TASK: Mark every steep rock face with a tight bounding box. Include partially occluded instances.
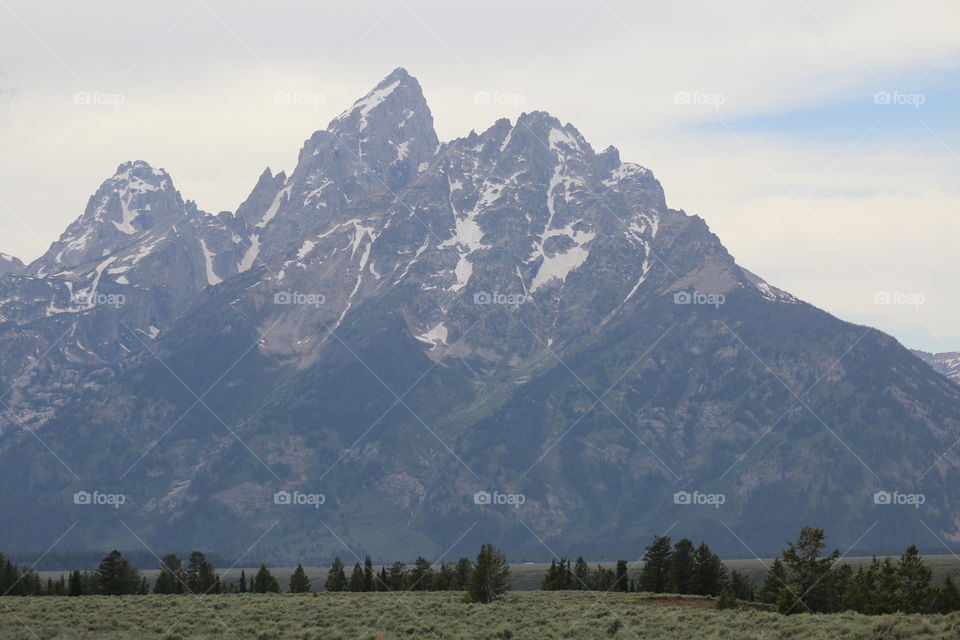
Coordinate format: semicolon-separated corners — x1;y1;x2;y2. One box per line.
0;253;23;277
0;69;958;563
0;162;254;426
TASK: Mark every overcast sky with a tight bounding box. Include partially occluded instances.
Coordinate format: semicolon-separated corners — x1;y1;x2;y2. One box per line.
0;0;957;352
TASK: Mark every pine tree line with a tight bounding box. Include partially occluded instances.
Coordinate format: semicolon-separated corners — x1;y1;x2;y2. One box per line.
0;543;513;603
759;526;960;615
322;555;476;592
539;526;960;616
540;537;752;601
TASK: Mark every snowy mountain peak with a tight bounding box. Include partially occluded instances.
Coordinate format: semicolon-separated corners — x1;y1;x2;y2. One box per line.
327;68;439;189
28;160;184;274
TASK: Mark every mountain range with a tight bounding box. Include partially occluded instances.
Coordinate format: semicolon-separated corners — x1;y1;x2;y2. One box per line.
913;351;960;384
1;68;959;564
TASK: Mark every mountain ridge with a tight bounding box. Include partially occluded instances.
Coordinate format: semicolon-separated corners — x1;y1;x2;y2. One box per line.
1;68;959;563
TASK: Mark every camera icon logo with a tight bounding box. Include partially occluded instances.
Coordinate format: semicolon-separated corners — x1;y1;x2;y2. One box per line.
873;291;892;305
274;291;292;305
273;91;292;105
673;491;692;505
73;491;92;505
873;91;892;105
473;490;492;505
673;91;692;105
473;291;492;305
873;490;892;505
474;91;492;105
273;491;292;505
673;291;692;305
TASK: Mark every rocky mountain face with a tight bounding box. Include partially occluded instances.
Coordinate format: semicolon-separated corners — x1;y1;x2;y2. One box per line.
0;253;22;277
2;69;959;564
913;350;960;383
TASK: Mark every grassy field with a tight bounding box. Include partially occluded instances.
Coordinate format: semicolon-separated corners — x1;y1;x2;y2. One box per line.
3;591;960;640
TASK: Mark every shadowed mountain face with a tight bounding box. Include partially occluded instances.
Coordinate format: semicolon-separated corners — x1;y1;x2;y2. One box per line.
1;68;959;564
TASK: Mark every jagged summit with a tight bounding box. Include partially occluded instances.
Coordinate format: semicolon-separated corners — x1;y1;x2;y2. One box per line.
27;160;182;275
0;252;23;277
326;68;439;189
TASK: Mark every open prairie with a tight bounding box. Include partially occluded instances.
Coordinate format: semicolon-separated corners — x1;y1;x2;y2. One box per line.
4;591;960;640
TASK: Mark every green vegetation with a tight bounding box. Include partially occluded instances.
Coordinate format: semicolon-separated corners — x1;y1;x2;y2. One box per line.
3;591;960;640
6;528;960;638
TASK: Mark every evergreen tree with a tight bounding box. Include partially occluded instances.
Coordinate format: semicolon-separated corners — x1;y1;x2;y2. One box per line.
541;559;559;590
779;526;839;613
363;555;374;592
95;550;142;595
868;557;901;614
590;565;615;590
377;567;389;591
185;551;219;594
67;569;83;596
410;557;433;591
759;558;787;604
454;558;473;590
435;563;455;591
729;570;755;601
289;564;311;593
466;543;511;604
349;563;364;592
934;575;960;614
251;564;280;593
615;560;628;592
639;536;672;593
0;553;21;595
668;539;695;594
573;556;590;590
691;542;725;596
827;562;853;612
896;544;932;613
154;554;185;594
324;557;347;592
387;562;407;590
239;569;247;593
841;566;868;612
